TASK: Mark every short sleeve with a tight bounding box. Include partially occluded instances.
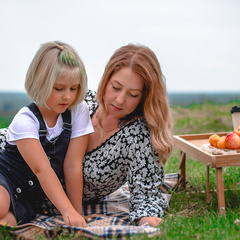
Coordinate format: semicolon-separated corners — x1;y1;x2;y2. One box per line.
71;101;94;139
7;107;40;144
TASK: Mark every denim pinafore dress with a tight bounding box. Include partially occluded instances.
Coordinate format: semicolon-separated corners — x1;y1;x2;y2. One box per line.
0;102;72;224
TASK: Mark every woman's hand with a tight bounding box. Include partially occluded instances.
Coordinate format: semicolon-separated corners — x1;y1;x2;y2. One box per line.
138;216;163;227
62;210;87;228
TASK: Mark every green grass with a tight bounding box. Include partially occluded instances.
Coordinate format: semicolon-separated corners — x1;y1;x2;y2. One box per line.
162;100;240;240
171;100;239;135
0;116;12;128
1;101;240;239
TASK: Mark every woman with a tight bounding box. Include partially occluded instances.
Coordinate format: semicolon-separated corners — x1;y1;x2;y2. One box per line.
82;43;173;227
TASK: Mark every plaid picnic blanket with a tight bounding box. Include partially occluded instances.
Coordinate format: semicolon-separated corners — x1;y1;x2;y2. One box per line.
0;128;179;239
0;174;179;239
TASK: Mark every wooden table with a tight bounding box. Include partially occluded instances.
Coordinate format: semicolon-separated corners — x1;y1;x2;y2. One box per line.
173;132;240;214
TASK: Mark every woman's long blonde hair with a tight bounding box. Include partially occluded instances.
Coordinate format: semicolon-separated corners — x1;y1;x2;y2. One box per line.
97;44;173;165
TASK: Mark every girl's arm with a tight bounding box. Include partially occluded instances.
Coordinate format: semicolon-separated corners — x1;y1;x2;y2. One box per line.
16;138;87;227
63;134;89;215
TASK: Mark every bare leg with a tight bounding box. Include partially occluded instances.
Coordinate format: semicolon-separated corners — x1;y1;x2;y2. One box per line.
0;211;16;226
0;186;17;226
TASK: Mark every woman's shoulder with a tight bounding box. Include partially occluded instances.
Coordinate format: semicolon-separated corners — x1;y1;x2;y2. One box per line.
84;90;98;116
84;90;97;105
123;117;150;138
129;117;148;130
121;117;157;158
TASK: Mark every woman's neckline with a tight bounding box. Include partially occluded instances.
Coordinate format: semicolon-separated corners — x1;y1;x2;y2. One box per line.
85;117;141;156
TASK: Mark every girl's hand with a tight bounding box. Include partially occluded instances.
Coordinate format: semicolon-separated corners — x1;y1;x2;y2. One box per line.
16;138;87;228
138;216;163;227
63;211;87;228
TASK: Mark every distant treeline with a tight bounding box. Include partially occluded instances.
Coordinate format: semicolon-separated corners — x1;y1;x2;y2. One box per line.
1;91;240;115
169;92;240;106
0;92;31;114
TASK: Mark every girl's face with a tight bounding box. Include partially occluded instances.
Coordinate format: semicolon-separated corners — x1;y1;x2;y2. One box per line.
103;67;144;119
46;72;79;114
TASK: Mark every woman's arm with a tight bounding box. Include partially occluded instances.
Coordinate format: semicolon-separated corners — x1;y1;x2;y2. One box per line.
16;138;87;227
126;123;167;227
63;134;89;215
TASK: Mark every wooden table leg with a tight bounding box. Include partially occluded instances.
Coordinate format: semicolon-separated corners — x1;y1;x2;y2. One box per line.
216;167;226;214
178;151;186;188
206;165;210;204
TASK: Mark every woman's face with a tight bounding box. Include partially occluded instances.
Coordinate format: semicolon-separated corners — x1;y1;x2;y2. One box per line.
103;67;144;119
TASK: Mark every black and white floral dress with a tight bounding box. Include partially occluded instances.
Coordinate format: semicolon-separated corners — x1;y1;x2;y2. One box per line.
83;91;167;223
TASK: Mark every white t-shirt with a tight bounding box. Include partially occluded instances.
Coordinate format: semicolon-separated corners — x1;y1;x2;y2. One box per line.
7;101;94;145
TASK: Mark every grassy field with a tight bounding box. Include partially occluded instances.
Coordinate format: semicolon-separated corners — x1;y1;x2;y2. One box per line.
1;100;240;239
161;100;240;240
0;115;14;129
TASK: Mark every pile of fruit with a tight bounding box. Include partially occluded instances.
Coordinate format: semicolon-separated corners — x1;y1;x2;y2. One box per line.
209;125;240;149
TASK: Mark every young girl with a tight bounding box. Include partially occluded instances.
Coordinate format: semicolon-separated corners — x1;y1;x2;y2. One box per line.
0;41;94;227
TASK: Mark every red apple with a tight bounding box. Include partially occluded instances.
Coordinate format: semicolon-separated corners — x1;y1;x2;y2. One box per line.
233;125;240;137
225;132;240;149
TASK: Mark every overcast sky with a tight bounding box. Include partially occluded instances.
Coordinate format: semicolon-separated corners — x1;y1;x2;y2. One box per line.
1;0;239;93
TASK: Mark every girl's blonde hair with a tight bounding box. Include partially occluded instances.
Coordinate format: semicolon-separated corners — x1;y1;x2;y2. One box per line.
25;41;87;109
97;44;173;165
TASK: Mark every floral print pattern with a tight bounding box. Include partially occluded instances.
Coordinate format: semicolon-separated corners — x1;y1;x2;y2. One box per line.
83;91;167;222
0;128;8;150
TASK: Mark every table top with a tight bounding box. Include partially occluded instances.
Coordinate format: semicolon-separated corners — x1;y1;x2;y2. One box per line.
173;132;240;168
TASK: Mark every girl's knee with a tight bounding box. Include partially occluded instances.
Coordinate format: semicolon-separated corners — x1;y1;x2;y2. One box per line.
0;211;17;226
0;186;11;218
0;186;16;226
